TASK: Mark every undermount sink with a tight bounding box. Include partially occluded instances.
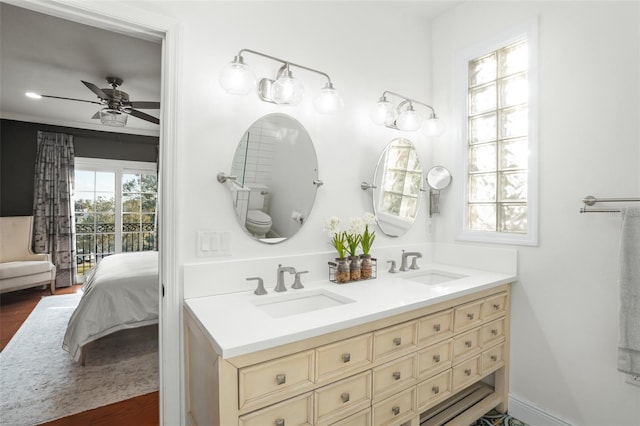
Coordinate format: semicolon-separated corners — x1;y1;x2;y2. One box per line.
401;270;467;285
252;289;355;318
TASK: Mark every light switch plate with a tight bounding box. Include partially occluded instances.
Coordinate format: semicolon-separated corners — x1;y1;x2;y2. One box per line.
197;230;231;257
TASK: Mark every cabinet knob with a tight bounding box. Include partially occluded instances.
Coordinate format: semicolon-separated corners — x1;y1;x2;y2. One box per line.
392;406;400;416
275;419;285;426
433;354;441;363
432;385;440;394
493;303;500;310
275;374;286;385
433;324;441;332
393;371;401;380
491;329;498;336
467;313;475;320
393;337;402;346
464;368;472;376
465;340;472;348
342;353;351;363
491;355;498;362
341;392;350;403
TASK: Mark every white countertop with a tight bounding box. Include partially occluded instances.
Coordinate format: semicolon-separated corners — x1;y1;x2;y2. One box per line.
184;263;515;359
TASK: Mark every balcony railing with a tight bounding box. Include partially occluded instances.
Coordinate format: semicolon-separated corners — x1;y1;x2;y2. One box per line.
75;222;156;275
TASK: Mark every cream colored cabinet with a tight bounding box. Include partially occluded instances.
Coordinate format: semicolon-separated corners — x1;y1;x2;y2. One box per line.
185;284;511;426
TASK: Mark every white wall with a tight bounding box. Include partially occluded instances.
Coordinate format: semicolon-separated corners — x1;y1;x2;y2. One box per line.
432;2;640;425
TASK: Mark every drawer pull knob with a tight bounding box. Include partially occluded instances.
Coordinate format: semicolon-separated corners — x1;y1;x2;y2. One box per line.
341;392;350;403
275;374;286;385
464;368;472;376
491;355;498;362
393;371;401;380
465;340;472;348
493;303;500;310
392;406;400;416
342;353;351;363
393;337;402;346
433;354;441;363
275;419;285;426
433;324;441;332
491;329;498;336
467;313;475;320
432;385;440;394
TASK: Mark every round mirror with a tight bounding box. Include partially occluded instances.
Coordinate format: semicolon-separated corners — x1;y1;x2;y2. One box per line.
228;113;319;243
426;166;452;190
370;138;423;237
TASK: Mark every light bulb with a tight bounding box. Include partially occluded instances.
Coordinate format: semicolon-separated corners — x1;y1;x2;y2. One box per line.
219;56;256;95
369;97;396;125
313;83;343;114
424;116;445;137
272;69;304;105
25;92;42;99
395;105;422;131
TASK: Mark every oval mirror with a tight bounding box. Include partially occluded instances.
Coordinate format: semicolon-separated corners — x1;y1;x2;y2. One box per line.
426;166;452;190
370;138;423;237
228;113;319;243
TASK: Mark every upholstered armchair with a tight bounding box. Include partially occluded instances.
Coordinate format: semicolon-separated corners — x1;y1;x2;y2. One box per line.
0;216;56;294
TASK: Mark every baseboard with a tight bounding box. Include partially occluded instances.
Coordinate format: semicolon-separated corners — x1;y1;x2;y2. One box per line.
508;394;574;426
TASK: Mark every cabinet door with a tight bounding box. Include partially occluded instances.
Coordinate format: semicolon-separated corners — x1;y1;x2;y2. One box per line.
453;300;483;332
315;371;372;425
480;318;505;348
239;350;315;411
372;354;418;401
452;327;481;363
416;369;452;412
451;355;481;392
417;339;452;379
372;320;418;362
481;292;508;322
481;343;505;375
316;333;373;384
417;309;454;347
239;392;313;426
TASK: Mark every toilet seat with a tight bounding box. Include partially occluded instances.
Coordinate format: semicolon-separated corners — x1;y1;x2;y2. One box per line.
246;210;272;225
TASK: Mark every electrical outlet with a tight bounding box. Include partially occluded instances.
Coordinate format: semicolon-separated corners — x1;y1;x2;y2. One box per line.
625;374;640;387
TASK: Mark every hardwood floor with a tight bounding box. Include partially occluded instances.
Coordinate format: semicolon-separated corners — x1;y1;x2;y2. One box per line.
0;286;159;425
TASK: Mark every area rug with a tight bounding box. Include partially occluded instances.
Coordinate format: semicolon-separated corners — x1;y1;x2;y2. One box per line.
0;293;158;425
470;409;529;426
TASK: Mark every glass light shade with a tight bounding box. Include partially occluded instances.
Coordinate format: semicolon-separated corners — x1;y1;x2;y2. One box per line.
395;106;422;131
369;98;396;125
219;57;256;95
99;109;128;127
313;84;343;114
424;117;445;136
272;74;305;105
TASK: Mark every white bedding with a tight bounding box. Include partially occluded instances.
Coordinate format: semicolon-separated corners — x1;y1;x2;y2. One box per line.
62;251;159;361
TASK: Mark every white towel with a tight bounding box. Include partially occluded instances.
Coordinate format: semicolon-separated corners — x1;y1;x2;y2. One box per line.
618;207;640;376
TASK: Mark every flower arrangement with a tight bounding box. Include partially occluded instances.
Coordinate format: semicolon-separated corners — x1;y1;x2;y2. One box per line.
360;212;377;256
323;216;347;259
325;213;378;282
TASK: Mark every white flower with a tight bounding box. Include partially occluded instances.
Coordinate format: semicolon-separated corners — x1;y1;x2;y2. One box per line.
323;216;341;236
363;212;377;225
348;216;366;236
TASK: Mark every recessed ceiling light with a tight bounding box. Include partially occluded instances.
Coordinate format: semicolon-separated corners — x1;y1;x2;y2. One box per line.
25;92;42;99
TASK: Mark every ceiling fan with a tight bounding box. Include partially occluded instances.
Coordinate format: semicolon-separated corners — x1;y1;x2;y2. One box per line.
28;77;160;127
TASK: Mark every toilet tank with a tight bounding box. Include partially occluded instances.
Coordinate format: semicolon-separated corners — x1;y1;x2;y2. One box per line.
245;183;269;210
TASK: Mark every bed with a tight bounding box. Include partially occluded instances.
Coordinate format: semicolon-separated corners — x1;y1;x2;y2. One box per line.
62;251;159;364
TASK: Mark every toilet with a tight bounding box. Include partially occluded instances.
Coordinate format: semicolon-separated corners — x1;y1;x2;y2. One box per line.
244;184;272;238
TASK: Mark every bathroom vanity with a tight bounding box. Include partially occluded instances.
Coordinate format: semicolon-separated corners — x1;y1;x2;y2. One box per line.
184;263;513;426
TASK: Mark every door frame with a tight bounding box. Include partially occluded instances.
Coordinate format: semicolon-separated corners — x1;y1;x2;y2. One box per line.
5;1;183;424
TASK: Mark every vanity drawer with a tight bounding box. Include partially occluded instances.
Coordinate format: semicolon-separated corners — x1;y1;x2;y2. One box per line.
452;327;481;363
372;320;418;362
453;300;483;332
481;343;505;375
451;355;481;392
371;387;416;426
329;408;371;426
314;371;372;425
416;369;452;412
417;309;454;346
239;391;313;426
417;339;452;379
482;292;508;322
480;318;506;348
239;350;315;410
372;354;417;400
316;333;373;384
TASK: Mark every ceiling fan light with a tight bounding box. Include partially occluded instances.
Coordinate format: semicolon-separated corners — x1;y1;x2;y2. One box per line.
99;109;128;127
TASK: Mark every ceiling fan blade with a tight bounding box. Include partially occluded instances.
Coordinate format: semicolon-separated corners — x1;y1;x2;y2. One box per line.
81;80;109;99
40;94;103;105
126;101;160;109
127;108;160;125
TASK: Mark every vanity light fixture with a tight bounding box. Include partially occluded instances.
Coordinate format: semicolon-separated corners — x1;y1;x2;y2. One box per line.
370;91;445;136
219;49;343;114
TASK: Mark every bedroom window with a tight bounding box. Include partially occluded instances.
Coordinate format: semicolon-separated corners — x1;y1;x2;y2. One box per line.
74;158;157;277
456;20;538;246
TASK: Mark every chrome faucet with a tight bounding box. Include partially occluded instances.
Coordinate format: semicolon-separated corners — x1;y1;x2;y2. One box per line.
275;264;296;292
400;250;422;272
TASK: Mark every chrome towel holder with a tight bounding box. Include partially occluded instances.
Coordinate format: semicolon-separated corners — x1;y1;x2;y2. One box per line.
580;195;640;213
